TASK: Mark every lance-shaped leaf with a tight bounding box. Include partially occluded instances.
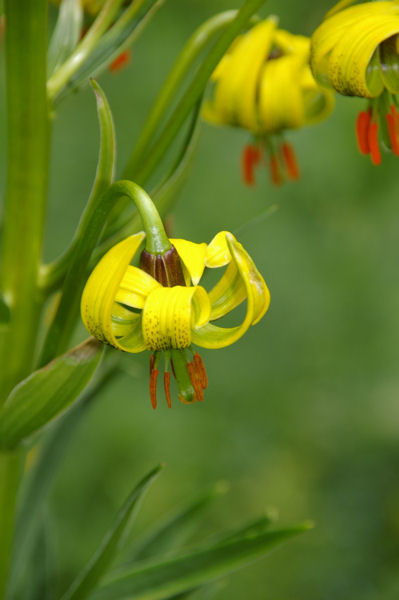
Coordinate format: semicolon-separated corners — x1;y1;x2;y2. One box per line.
61;465;163;600
0;338;103;450
38;79;116;365
89;521;312;600
48;0;83;76
6;357;119;599
0;294;10;324
127;481;228;563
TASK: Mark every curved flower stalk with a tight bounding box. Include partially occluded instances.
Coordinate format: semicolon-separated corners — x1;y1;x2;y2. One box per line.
311;0;399;165
202;18;334;186
81;187;270;409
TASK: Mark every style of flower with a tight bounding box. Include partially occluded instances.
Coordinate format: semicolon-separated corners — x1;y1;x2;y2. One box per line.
202;18;334;186
310;0;399;165
81;231;270;409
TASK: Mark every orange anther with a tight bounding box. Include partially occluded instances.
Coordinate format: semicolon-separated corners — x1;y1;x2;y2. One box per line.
241;144;261;186
187;362;203;402
150;369;159;410
193;353;208;389
269;155;282;185
386;108;399;155
281;142;300;180
368;122;381;165
109;50;131;73
164;372;172;409
356;110;371;155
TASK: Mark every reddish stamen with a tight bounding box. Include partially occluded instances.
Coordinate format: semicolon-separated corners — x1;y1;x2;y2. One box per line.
164;372;172;409
368;122;381;165
269;154;282;185
356;110;371;155
281;142;300;180
187;362;203;402
149;369;159;410
150;354;155;373
193;353;208;389
109;50;131;73
241;144;261;186
386;106;399;155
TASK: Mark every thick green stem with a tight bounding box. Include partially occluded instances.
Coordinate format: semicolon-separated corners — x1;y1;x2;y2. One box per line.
0;0;49;402
39;181;170;366
0;450;24;599
126;0;266;184
123;10;239;178
0;2;49;593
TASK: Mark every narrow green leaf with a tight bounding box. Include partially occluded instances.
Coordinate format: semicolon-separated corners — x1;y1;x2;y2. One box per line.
48;0;83;76
89;522;313;600
6;356;119;599
127;481;228;563
0;338;103;450
0;295;10;323
61;465;163;600
56;0;163;103
38;79;116;365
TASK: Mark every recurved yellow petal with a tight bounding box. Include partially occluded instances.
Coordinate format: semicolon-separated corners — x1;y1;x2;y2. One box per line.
81;232;145;350
116;265;160;309
170;238;207;285
311;1;399;98
142;285;211;351
205;231;232;268
192;233;270;348
210;17;278;130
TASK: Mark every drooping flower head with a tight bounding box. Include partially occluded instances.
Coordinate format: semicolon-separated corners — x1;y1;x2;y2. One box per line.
202;18;335;186
311;0;399;165
81;184;270;409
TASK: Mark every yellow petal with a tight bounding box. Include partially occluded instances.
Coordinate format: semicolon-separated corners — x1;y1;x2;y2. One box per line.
192;234;270;349
205;231;232;268
208;261;246;321
142;285;211;351
170;238;207;285
311;2;399;98
116;265;160;309
207;17;278;131
81;233;146;351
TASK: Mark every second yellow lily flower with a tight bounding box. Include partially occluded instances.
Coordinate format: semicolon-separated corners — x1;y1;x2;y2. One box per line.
203;18;334;186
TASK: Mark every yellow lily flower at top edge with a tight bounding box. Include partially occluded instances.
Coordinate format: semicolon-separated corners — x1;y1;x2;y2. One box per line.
310;0;399;165
81;230;270;410
202;18;335;187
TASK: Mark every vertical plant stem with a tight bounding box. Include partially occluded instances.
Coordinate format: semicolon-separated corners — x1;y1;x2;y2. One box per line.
0;0;49;402
0;3;49;593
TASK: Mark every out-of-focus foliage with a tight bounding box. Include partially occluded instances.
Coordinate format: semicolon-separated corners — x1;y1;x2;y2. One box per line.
4;0;398;599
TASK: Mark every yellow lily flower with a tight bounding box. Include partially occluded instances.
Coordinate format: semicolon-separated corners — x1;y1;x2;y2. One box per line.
81;231;270;409
310;0;399;165
202;18;334;186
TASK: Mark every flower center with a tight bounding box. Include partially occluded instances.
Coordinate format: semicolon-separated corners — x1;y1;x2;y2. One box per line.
142;285;210;351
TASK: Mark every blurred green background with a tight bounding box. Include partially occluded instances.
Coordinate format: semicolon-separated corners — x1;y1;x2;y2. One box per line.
6;0;399;598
